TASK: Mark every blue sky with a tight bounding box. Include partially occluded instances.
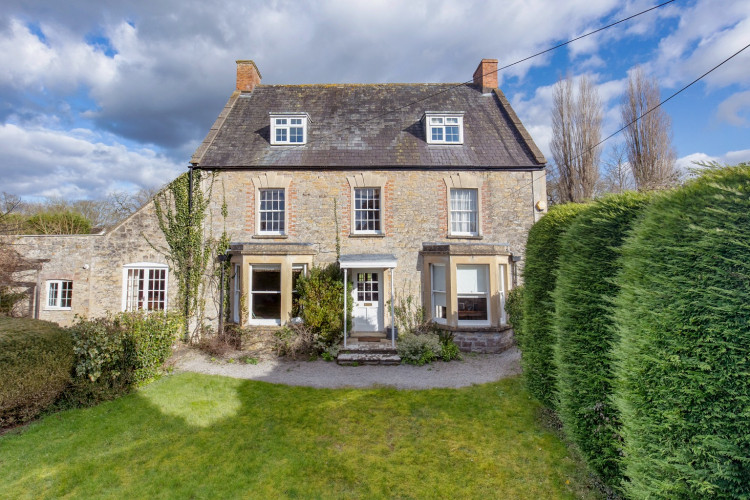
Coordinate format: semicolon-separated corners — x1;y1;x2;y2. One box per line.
0;0;748;200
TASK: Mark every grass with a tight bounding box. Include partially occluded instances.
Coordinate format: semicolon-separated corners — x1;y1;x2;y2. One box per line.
0;373;596;499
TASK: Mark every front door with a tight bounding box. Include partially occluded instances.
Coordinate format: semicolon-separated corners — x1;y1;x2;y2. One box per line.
352;270;382;332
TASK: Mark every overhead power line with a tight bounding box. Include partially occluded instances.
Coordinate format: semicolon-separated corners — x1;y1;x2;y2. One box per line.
217;0;677;166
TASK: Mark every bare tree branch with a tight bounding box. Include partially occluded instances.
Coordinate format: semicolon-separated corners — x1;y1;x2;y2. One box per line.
550;75;602;203
621;67;679;191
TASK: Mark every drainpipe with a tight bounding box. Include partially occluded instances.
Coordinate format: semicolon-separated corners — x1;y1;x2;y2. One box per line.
218;253;230;335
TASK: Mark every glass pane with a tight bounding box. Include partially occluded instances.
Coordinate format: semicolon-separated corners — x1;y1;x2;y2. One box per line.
48;282;58;307
431;264;446;293
290;118;302;124
276;118;287;125
252;293;281;319
456;265;488;294
457;296;487;321
61;281;73;308
446;126;459;142
431;127;443;141
290;127;303;143
430;117;443;124
446;117;459;124
276;128;287;142
252;266;281;292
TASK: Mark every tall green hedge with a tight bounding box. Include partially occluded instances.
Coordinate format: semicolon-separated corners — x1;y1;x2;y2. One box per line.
613;164;750;498
553;192;653;488
521;203;587;408
0;317;74;427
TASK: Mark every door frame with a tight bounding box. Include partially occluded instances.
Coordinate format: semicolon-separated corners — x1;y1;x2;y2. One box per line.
351;268;384;333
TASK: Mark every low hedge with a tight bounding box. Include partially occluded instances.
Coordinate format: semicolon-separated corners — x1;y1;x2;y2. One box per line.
613;164;750;498
553;192;653;489
0;317;74;427
521;203;588;408
66;311;181;405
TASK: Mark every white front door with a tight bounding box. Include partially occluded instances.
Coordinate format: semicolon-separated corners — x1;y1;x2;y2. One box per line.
352;270;382;332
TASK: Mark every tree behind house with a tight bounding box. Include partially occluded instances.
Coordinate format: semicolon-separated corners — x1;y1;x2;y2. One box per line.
620;67;678;191
549;75;602;203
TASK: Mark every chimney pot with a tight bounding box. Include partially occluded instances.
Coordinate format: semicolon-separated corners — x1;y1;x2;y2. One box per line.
236;60;262;92
473;58;498;92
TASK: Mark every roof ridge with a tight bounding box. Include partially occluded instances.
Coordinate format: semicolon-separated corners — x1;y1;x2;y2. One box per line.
256;82;469;88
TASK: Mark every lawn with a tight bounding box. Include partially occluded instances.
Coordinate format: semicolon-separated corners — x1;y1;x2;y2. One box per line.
0;373;595;499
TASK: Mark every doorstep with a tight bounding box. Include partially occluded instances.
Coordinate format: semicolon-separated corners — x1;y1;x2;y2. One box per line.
336;339;400;365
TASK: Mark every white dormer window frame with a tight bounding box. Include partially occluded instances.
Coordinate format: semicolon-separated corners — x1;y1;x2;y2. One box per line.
424;112;464;145
270;113;309;145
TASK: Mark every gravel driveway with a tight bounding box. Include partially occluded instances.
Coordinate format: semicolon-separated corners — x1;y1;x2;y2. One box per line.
173;346;521;390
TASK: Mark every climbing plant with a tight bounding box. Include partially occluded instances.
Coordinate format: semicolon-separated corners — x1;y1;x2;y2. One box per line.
152;170;214;340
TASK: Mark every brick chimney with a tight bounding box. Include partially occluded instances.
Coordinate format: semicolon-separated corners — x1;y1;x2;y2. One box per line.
473;58;498;92
236;60;262;92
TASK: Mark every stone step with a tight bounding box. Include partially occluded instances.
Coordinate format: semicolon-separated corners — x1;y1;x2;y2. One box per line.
336;352;401;366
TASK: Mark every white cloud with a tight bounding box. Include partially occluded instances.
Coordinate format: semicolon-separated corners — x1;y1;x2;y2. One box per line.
0;123;183;199
716;90;750;126
0;18;116;91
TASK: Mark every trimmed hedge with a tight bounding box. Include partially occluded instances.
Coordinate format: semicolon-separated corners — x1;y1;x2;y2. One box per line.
66;311;181;405
553;192;653;488
0;317;74;427
521;203;587;408
613;164;750;498
505;285;525;343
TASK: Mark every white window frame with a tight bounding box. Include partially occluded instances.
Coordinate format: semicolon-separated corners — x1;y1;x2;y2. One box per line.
258;188;286;235
450;188;479;236
122;263;168;312
269;113;309;145
456;264;491;327
353;187;382;234
249;264;282;326
425;112;464;145
46;279;73;310
499;264;507;325
430;264;447;324
232;264;241;324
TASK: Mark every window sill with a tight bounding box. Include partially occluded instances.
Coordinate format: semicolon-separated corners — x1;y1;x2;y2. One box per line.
253;234;289;239
349;233;385;238
446;234;483;240
45;308;72;311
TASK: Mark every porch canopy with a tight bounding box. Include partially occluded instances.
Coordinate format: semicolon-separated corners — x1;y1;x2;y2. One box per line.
338;254;398;348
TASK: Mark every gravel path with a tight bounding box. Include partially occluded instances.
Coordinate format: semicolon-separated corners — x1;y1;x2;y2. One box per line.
173;346;521;390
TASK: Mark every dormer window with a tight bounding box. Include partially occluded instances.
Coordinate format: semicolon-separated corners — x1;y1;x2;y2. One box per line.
424;112;464;144
270;113;309;145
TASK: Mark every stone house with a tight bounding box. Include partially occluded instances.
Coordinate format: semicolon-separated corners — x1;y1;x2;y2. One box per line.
10;58;547;353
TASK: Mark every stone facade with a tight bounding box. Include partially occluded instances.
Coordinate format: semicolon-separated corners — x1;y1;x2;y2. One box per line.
9;58;548;353
9;202;177;326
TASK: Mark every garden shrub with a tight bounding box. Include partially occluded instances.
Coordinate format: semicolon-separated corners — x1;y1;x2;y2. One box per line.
0;317;74;427
397;333;442;365
521;203;588;408
505;285;525;344
296;263;352;348
612;164;750;498
553;192;653;489
66;311;180;405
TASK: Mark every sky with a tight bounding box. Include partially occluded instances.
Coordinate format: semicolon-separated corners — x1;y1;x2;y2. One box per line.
0;0;748;200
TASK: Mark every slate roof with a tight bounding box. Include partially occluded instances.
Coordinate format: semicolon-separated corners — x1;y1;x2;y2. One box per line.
192;83;545;169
